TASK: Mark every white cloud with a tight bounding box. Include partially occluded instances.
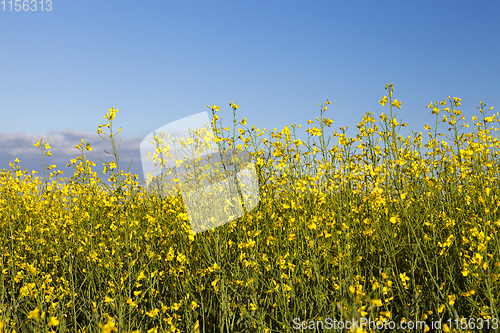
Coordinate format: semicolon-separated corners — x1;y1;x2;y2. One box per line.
0;129;145;183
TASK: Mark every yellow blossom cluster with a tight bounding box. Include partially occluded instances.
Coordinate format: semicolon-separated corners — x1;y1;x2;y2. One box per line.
0;85;499;331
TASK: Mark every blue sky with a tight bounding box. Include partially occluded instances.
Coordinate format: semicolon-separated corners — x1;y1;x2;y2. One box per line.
1;0;499;186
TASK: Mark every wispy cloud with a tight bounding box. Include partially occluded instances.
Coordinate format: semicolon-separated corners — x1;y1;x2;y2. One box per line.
0;129;280;193
0;129;146;184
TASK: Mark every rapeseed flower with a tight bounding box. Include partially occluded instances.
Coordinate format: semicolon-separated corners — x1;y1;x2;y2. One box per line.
0;84;498;331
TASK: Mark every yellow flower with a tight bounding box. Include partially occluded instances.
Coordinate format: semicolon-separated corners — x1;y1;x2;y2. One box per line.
102;317;118;333
211;104;220;111
307;127;321;136
229;101;239;109
146;308;159;318
391;99;402;109
390;118;399;126
323;118;333;127
28;308;40;320
448;294;456;306
47;316;60;327
192;320;200;333
379;96;388;106
127;298;137;307
137;271;146;281
380;311;391;318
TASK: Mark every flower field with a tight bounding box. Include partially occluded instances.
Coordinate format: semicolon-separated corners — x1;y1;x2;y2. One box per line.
1;83;499;332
